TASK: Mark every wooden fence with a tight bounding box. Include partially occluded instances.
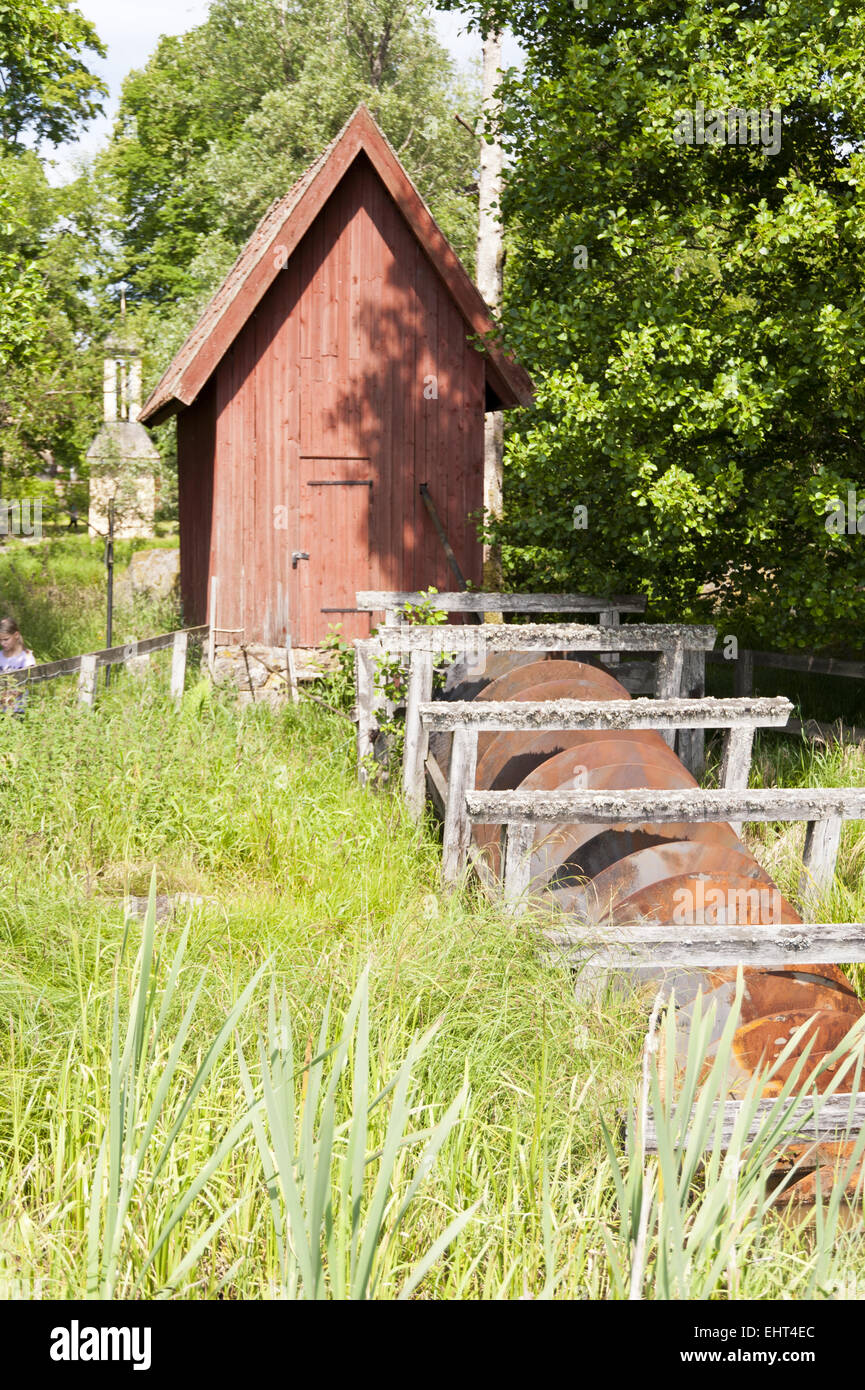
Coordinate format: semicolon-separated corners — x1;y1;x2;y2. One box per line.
2;625;208;706
709;645;865;741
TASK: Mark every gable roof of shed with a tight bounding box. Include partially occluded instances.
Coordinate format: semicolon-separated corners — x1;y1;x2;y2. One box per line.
139;104;533;426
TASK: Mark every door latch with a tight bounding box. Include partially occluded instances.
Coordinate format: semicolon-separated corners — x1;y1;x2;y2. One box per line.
292;551;310;569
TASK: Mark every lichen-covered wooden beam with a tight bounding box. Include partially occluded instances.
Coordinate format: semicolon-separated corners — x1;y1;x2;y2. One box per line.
542;922;865;970
643;1092;865;1152
419;695;791;733
465;787;865;825
374;622;716;655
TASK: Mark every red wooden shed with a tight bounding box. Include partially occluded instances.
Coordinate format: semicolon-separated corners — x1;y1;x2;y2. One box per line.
139;105;533;647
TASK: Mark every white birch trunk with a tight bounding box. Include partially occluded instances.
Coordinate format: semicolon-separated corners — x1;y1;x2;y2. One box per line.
477;31;505;603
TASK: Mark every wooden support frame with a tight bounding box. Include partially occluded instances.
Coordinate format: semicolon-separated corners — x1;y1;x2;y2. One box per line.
467;786;863;918
371;622;717;804
421;698;789;892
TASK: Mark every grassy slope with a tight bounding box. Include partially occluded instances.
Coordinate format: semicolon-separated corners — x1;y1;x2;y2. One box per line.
1;541;864;1299
0;533;180;661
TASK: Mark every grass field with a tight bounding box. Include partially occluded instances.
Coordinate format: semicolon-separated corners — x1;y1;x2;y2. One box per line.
2;542;865;1299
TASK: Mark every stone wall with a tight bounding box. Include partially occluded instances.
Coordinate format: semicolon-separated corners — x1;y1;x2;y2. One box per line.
90;472;157;540
209;644;337;707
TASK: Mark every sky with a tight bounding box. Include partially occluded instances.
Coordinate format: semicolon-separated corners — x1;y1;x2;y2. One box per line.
48;1;524;181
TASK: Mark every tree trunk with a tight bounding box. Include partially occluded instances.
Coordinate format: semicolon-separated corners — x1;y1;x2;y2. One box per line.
477;30;504;607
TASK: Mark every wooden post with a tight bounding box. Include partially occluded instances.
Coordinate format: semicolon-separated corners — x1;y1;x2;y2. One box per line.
734;648;754;698
207;576;218;675
122;636;140;678
678;648;707;778
800;817;843;905
285;635;299;705
402;649;434;820
78;653;97;707
356;642;375;785
502;822;535;914
599;608;620;665
442;725;478;886
654;642;684;748
719;726;755;790
170;630;188;704
104;498;115;689
719;724;755;833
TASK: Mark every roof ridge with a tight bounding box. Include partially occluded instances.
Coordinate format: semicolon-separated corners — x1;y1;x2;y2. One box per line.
140;103;532;424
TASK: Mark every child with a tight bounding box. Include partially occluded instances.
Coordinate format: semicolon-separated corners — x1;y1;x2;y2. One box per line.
0;617;35;714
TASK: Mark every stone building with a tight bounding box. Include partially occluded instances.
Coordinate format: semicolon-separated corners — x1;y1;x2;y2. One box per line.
87;334;160;539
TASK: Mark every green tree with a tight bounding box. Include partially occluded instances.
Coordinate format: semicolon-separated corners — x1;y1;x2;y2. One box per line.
0;2;108;496
0;0;106;150
0;150;106;493
452;0;865;652
102;0;480;338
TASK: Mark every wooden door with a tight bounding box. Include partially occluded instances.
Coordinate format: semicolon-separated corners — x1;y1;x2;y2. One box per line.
292;457;374;645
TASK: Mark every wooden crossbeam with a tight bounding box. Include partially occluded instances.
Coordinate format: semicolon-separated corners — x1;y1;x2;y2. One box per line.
373;622;716;655
465;787;865;825
644;1093;865;1152
356;590;647;615
542;922;865;970
419;696;790;733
